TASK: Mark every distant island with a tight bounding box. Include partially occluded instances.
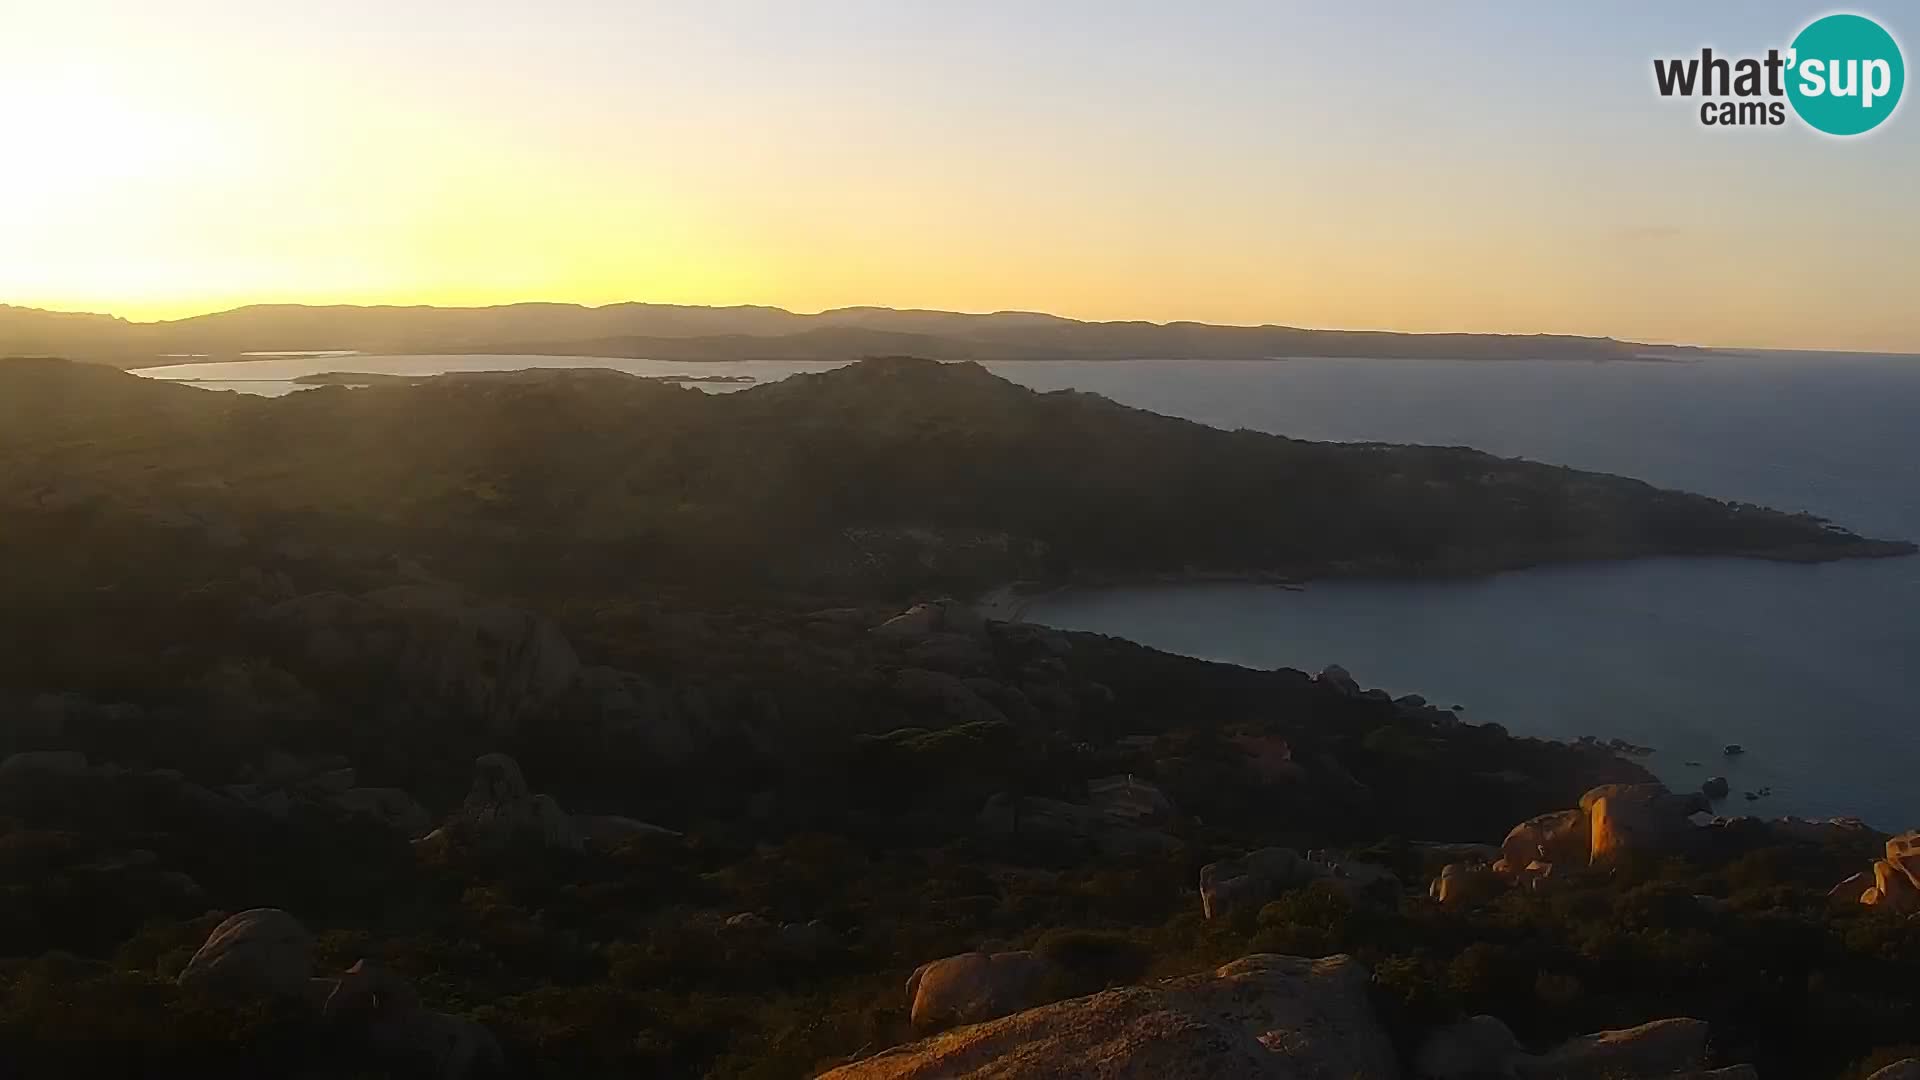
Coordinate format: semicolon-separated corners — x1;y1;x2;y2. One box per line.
0;301;1708;368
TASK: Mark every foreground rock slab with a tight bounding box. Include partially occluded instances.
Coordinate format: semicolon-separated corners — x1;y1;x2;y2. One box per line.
819;953;1396;1079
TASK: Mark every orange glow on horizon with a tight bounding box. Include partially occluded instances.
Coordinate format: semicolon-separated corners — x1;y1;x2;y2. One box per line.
5;4;1916;354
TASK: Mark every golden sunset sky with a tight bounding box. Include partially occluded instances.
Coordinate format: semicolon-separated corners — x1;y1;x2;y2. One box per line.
4;1;1917;350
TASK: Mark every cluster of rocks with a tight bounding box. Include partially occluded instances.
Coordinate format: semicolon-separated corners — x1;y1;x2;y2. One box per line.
262;585;772;764
1830;830;1920;911
419;752;678;855
874;598;991;647
3;691;145;741
872;599;1101;731
264;586;581;739
1428;782;1885;909
1426;782;1710;905
0;785;208;908
571;663;777;763
0;748;395;837
178;907;501;1079
0;746;676;864
1199;845;1402;920
715;911;844;960
823;951;1754;1079
226;749;433;839
1573;734;1656;757
977;773;1181;857
1314;665;1465;730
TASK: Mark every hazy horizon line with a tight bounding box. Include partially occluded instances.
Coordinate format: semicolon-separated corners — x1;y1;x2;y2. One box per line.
11;297;1895;356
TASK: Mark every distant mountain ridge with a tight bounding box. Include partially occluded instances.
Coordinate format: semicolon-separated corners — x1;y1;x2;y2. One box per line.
0;302;1694;366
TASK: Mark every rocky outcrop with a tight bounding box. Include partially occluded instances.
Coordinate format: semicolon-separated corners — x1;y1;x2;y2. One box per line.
333;786;435;839
1830;870;1876;904
1870;857;1920;912
222;750;433;837
439;753;580;852
1519;1017;1710;1079
178;908;315;997
1230;733;1307;784
1418;1015;1726;1079
1200;847;1312;920
1830;830;1920;912
1868;1060;1920;1080
893;668;1007;726
1767;816;1874;845
1500;808;1590;870
179;912;500;1078
0;749;93;780
324;959;503;1079
776;919;843;959
871;601;1002;676
825;953;1395;1079
426;753;673;854
0;751;269;833
1430;861;1504;907
1410;841;1501;864
1316;664;1361;697
1590;793;1688;862
1306;851;1403;905
571;666;775;763
265;586;580;737
1890;831;1920;863
0;747;444;841
873;600;996;674
905;950;1058;1033
978;777;1180;857
574;814;681;846
874;599;988;642
1578;783;1694;816
1199;847;1408;919
1085;774;1174;829
1475;784;1716;899
7;693;144;741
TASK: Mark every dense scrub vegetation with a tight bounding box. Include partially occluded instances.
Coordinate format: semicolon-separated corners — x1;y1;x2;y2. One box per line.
5;780;1920;1078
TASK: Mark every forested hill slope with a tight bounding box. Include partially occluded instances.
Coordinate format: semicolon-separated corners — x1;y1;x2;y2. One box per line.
0;356;1905;598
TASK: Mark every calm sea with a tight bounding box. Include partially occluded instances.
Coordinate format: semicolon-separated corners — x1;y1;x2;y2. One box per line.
135;351;1920;827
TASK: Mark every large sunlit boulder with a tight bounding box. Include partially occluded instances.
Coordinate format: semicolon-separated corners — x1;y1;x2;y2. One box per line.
905;950;1057;1033
824;953;1397;1080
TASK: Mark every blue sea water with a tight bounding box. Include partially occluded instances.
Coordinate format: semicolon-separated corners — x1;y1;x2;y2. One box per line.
135;351;1920;827
1004;354;1920;829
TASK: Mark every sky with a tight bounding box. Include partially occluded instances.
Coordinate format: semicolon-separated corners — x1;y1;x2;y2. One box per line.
2;1;1916;351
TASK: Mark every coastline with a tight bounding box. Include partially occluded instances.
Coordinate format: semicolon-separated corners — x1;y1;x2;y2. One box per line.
973;536;1918;621
979;547;1915;832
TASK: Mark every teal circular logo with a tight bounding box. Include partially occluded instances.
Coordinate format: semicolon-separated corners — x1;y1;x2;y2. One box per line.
1786;14;1905;135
